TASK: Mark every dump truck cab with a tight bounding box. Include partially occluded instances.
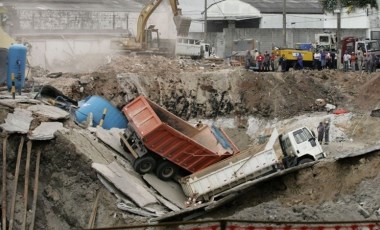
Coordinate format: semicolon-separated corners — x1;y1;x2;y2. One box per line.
279;127;325;168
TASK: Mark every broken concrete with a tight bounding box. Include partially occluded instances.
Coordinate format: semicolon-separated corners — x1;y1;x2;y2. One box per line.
0;108;33;134
27;104;70;120
92;161;158;208
28;122;67;140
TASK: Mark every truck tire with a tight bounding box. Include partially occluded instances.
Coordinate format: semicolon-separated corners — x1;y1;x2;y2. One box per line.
298;158;314;165
155;161;178;181
133;156;156;174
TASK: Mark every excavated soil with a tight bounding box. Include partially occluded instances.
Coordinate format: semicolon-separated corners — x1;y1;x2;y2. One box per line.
1;54;380;229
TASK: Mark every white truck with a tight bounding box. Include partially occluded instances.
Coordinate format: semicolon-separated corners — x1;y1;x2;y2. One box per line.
175;37;210;59
179;126;326;202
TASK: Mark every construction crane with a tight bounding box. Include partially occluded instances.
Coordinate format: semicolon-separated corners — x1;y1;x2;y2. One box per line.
114;0;191;51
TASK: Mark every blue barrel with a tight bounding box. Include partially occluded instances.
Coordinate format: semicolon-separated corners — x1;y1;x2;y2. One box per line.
0;48;7;84
75;96;128;130
7;44;27;91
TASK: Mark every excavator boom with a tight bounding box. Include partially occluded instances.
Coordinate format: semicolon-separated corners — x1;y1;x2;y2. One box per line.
136;0;191;44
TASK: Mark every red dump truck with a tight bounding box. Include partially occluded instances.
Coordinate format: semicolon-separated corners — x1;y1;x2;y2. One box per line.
121;95;240;180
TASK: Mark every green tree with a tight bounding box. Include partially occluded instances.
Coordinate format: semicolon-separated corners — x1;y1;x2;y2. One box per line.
319;0;378;12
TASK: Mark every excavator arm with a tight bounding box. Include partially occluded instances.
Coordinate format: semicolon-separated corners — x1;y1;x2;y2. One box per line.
136;0;163;44
136;0;191;44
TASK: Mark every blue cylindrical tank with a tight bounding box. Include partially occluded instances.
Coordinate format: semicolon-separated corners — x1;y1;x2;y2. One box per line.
75;96;128;130
0;48;8;84
7;44;27;91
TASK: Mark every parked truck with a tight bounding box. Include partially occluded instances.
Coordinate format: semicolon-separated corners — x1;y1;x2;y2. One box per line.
175;37;211;59
273;48;314;70
341;36;380;65
179;126;326;202
121;95;240;181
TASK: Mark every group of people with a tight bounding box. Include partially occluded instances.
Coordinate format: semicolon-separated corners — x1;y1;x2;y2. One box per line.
244;49;277;71
317;120;330;145
312;50;337;70
342;50;378;73
243;48;378;72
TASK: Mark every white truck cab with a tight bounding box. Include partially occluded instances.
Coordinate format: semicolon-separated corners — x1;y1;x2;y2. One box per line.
279;127;325;168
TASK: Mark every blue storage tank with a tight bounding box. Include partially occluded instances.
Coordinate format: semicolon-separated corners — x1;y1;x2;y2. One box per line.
75;96;128;130
7;44;27;91
0;48;7;84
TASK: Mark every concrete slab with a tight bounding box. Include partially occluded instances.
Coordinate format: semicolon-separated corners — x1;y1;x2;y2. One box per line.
28;122;67;140
97;174;163;217
94;127;133;162
27;104;70;120
0;97;41;109
0;108;33;134
335;144;380;159
143;174;187;209
92;161;158;208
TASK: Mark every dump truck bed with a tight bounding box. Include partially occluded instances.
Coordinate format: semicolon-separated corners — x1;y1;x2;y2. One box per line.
179;147;281;201
122;96;239;173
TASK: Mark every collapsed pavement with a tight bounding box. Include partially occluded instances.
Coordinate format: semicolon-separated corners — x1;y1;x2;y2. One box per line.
0;55;380;229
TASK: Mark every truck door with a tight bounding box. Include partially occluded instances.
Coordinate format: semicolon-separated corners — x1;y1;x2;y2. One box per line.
291;127;321;158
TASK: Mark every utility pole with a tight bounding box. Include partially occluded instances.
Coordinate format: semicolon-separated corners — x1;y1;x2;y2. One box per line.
336;0;342;69
282;0;286;47
204;0;207;42
336;0;341;44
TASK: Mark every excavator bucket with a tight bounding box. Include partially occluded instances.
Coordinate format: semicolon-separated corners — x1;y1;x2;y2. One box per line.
173;15;191;37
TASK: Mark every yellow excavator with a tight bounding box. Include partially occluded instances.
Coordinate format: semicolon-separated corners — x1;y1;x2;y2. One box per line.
114;0;191;51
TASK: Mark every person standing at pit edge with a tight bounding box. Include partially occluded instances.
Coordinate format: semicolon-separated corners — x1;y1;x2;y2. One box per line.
324;120;330;145
317;122;325;144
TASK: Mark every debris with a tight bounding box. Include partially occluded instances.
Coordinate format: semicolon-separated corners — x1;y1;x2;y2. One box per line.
0;108;33;134
27;104;70;120
28;122;66;140
333;108;349;115
92;161;158;208
370;109;380;117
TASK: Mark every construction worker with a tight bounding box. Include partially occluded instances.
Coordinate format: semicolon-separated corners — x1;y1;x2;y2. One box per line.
297;53;304;70
343;52;351;72
324;120;330;145
270;52;276;71
350;52;356;71
317;122;325;144
357;51;363;71
263;51;270;71
244;50;252;70
257;52;264;71
279;54;287;72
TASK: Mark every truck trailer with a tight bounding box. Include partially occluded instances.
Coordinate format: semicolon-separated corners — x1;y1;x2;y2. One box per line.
179;127;326;201
121;95;239;181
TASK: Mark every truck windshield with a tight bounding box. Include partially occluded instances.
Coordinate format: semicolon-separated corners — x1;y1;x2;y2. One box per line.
293;128;313;144
367;41;380;51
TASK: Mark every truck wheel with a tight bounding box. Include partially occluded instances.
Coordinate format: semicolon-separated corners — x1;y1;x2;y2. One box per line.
133;156;156;174
155;161;178;181
298;158;314;165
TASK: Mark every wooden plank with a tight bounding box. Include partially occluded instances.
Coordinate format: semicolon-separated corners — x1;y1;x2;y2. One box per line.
2;135;8;230
29;144;42;230
21;140;32;230
9;136;25;230
119;133;138;159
